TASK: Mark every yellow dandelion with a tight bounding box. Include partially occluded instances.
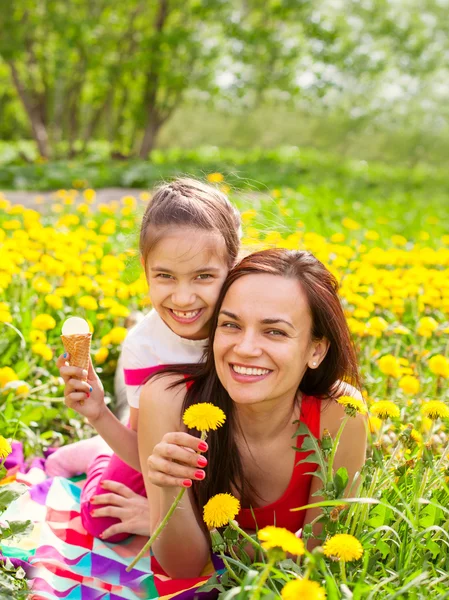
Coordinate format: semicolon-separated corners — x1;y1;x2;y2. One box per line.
31;313;56;331
378;354;401;378
0;436;12;460
336;395;368;417
428;355;449;379
203;493;240;529
281;578;326;600
370;401;400;420
398;375;420;395
322;533;363;562
368;416;382;434
183;403;226;432
258;526;305;556
421;401;449;420
207;172;224;183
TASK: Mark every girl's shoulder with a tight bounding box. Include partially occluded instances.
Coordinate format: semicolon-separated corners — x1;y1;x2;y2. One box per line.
140;372;187;415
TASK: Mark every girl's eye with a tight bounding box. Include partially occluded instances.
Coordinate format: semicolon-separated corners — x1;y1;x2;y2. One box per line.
156;273;174;280
196;274;213;280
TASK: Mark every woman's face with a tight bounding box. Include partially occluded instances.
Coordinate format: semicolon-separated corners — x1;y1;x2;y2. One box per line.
213;273;328;408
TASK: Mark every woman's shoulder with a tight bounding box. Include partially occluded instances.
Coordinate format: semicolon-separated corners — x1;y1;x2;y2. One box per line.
319;381;367;438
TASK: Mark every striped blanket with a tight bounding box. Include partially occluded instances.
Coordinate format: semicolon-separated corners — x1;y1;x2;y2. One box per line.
0;443;222;599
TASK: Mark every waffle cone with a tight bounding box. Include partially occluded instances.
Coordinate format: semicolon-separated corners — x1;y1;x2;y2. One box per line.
61;333;92;373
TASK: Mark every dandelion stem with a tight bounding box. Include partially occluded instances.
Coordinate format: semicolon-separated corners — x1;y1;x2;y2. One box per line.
220;554;242;584
127;430;208;572
250;556;275;600
327;416;350;482
126;487;186;571
228;520;263;552
339;560;347;584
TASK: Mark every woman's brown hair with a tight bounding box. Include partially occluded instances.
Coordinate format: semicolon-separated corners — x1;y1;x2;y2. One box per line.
139;177;241;271
155;248;361;510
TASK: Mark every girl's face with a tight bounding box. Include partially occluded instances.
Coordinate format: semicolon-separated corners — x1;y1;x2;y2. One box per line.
146;227;229;340
213;273;328;408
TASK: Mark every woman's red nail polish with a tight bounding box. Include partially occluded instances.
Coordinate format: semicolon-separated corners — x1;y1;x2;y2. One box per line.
195;470;205;480
183;479;192;487
197;456;207;467
198;442;208;452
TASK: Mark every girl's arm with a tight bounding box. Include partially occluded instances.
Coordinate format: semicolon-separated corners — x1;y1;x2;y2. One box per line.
138;375;210;578
57;355;141;471
302;400;367;549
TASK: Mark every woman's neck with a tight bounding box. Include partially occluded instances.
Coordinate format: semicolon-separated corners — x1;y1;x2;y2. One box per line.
234;395;300;444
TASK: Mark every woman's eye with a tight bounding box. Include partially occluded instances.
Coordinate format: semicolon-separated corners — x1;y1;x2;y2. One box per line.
220;322;239;329
156;273;174;279
196;274;213;280
267;329;286;337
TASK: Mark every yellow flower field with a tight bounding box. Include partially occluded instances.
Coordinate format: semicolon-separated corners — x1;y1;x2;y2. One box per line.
0;184;448;597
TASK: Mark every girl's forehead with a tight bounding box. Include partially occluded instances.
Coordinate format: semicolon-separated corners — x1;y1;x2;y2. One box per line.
149;228;228;267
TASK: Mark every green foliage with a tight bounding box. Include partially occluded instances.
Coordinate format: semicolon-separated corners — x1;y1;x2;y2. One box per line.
0;1;448;158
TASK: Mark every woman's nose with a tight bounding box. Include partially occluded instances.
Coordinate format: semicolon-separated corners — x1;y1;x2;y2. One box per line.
234;332;262;357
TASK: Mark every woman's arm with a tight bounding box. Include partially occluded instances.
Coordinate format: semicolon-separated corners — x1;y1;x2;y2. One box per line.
302;400;367;549
138;375;210;578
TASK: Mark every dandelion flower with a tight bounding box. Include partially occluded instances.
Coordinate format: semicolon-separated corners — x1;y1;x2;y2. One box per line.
428;355;449;379
183;403;226;432
203;493;240;529
337;395;368;417
258;526;305;556
281;578;326;600
398;375;420;395
370;401;400;420
0;436;12;460
323;533;363;562
368;416;382;434
378;354;401;378
421;401;449;420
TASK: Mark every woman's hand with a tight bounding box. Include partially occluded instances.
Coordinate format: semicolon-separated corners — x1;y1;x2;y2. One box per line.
56;355;106;423
90;480;150;539
147;432;208;488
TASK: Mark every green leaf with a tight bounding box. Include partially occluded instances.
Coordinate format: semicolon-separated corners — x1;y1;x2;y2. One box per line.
0;520;33;541
293;421;327;483
334;466;349;497
0;485;27;513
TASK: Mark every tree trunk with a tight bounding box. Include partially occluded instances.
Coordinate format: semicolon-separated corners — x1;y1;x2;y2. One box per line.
8;61;50;158
138;116;161;158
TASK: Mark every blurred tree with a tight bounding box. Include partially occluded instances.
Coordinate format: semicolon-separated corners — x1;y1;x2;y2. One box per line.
0;0;448;159
0;0;228;158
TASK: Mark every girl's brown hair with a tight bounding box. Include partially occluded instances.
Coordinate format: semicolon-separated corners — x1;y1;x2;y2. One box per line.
139;177;241;271
156;248;361;510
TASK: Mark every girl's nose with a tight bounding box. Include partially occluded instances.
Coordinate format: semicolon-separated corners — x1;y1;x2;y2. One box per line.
172;286;196;307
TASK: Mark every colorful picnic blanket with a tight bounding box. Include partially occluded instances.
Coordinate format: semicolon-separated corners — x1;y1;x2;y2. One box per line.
0;443;223;600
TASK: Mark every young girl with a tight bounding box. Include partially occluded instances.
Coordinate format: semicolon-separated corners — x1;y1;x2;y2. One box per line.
54;177;242;541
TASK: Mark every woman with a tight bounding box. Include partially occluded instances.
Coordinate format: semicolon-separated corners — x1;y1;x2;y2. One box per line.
139;248;367;578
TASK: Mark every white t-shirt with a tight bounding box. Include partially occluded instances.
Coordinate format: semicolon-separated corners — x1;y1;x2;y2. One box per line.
121;309;207;408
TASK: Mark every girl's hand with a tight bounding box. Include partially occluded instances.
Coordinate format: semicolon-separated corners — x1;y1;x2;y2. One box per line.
57;355;106;423
90;480;150;539
147;432;208;489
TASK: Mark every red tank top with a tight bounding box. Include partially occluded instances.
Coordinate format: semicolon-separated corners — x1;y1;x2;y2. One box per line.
236;394;321;533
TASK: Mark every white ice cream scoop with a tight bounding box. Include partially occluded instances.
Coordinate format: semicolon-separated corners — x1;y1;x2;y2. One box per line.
61;316;90;336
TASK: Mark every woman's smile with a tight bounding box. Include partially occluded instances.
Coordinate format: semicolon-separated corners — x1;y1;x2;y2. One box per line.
229;363;273;382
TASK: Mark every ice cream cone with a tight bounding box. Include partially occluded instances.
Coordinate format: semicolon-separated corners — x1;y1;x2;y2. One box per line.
61;333;92;373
